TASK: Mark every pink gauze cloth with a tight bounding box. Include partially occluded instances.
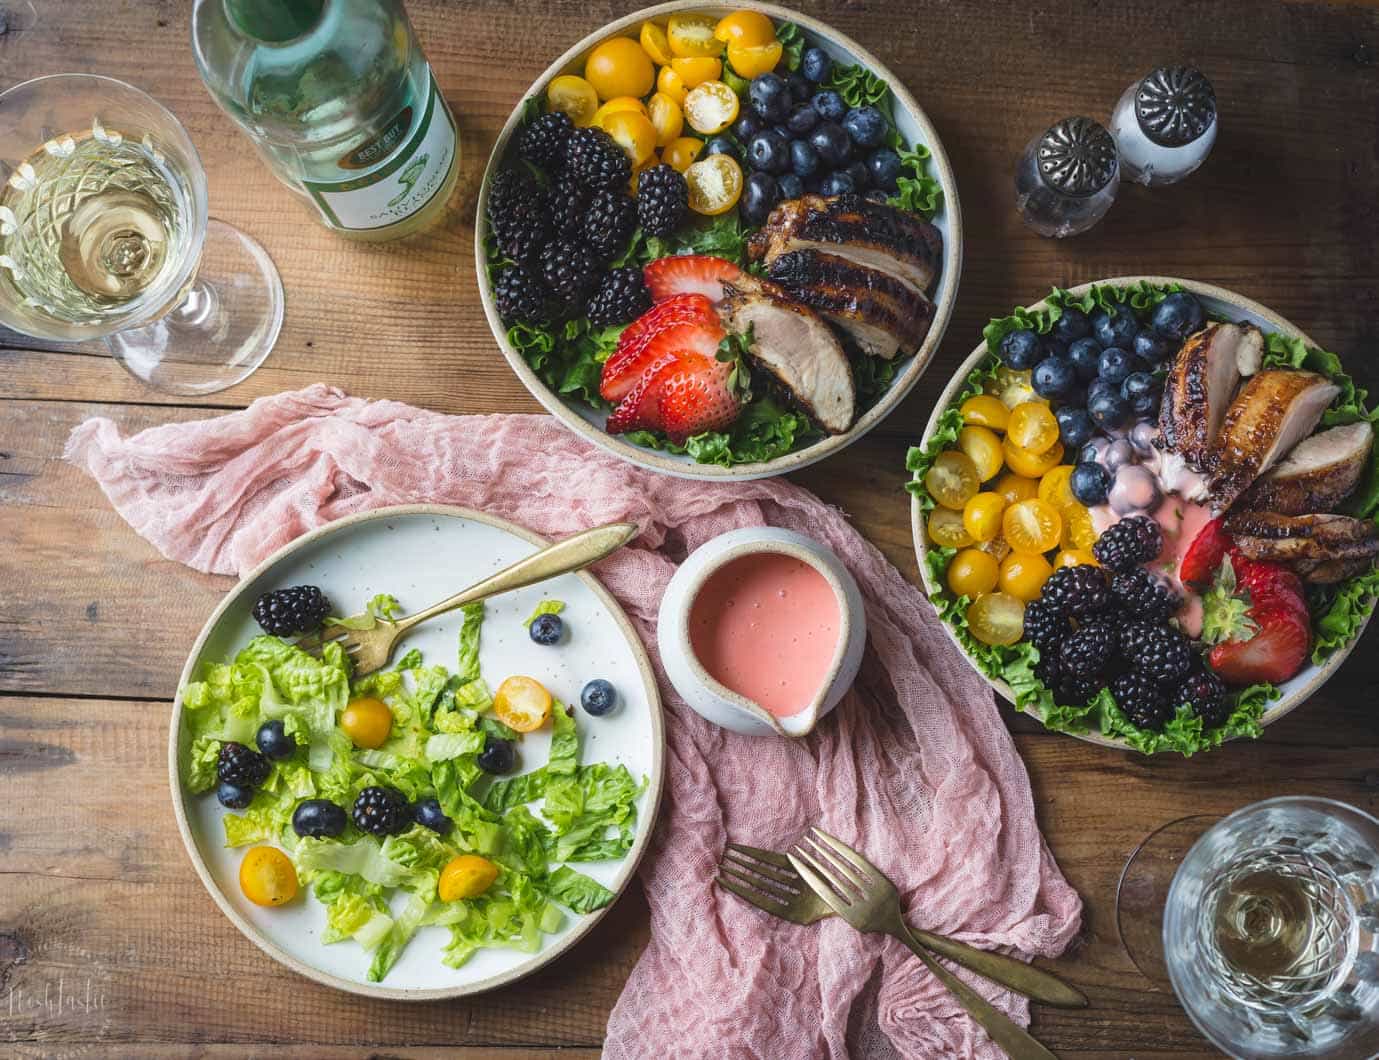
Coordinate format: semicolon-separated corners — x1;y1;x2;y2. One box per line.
66;384;1081;1059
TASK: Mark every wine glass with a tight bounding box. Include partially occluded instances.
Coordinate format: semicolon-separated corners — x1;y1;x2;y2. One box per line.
0;74;283;394
1118;797;1379;1058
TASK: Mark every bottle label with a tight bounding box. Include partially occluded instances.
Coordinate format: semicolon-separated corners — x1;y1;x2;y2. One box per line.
302;70;456;232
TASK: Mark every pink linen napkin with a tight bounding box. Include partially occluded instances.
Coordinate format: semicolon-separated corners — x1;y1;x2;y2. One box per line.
67;385;1081;1058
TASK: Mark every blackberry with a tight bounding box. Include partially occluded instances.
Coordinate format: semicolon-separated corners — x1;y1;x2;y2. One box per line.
636;163;689;237
540;239;600;306
1110;567;1180;623
1022;598;1068;654
1059;618;1119;679
352;786;410;837
487;168;551;265
517;110;573;170
493;266;552;325
217;741;270;789
545;178;589;240
1111;670;1172;730
1120;621;1193;685
1033;648;1061;689
1056;673;1103;709
563;126;631;191
586;267;652;327
1176;668;1229;727
583;188;637;260
1093;515;1163;572
1039;564;1111;618
252;584;330;637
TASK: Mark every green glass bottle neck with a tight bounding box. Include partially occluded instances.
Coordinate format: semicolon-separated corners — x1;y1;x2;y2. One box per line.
225;0;326;42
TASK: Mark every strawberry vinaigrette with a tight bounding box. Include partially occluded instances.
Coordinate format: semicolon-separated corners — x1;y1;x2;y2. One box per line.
688;553;841;718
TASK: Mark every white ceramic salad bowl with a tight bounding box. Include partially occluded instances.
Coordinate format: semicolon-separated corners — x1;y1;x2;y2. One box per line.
169;505;664;1000
476;0;962;481
910;277;1378;753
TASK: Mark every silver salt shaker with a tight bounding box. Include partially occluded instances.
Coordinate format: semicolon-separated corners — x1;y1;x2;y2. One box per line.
1110;66;1217;186
1015;117;1119;238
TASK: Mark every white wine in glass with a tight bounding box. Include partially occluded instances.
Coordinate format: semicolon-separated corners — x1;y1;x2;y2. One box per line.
0;74;283;394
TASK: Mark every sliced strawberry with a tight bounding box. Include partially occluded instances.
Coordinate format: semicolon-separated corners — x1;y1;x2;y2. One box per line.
643;254;744;303
1208;604;1311;686
1179;516;1233;587
606;317;724;424
1231;551;1309;625
599;294;718;402
606;353;677;435
658;352;741;442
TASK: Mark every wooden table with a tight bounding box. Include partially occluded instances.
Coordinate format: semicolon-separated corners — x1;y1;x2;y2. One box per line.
3;1;1378;1056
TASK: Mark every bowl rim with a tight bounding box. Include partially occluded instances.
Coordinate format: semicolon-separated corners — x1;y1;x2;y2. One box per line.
167;503;666;1000
908;276;1376;751
473;0;964;481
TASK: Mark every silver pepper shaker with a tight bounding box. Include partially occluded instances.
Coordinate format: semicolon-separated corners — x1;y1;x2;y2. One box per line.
1015;117;1119;239
1110;66;1217;186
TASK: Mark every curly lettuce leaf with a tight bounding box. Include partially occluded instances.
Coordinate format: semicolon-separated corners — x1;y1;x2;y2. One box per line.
625;396;818;468
522;599;564;626
505;315;624;409
775;22;805;73
547;865;615;914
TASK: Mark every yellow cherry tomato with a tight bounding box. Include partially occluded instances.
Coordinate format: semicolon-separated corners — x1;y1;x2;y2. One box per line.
1038;464;1077;510
960;394;1010;431
602;110;658;166
962;491;1007;543
978;536;1012;563
667;12;724;57
947;548;999;598
988;366;1045;409
591;96;649;129
1060;502;1098;551
340;696;393;749
1054;548;1099;568
646;92;684;147
656;64;689;106
1002;437;1065;478
967;592;1025;646
957;425;1004;482
685;153;743;215
926;506;973;549
727;40;784;79
639;21;674;66
438;854;500;902
670;55;722;88
993;470;1039;506
239;847;299;907
585;36;656;101
661;135;704;173
547;75;599;127
493;675;553;733
925;450;980;510
999;551;1054;602
683;80;740;135
1007;402;1060;454
714;10;776;46
1003;498;1063;555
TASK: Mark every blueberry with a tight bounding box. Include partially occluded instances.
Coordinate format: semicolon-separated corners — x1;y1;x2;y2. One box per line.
786;103;819;136
1097;346;1141;386
842;105;887;148
866;147;902;192
732;112;763;141
749;73;791;122
1088;388;1131;430
1121;371;1161;416
477;736;517;775
1032;356;1077;399
413;796;453;836
703;134;739;160
1041;336;1068;360
217;781;254;810
786;73;812;103
1066;337;1102;381
818;171;855;196
750;129;793;174
844;160;870;190
788;138;820;178
581;678;618;716
1091;304;1140;349
812;89;846;123
1132;328;1176;364
776;173;804;200
529;612;563;645
808;121;851;166
1104;438;1135;472
741;171;779;224
1079;441;1104;466
1150;291;1206;340
1000;328;1042;370
1055;406;1095;448
801;46;832;83
1070;461;1112;505
1052;307;1092;344
292;797;347;838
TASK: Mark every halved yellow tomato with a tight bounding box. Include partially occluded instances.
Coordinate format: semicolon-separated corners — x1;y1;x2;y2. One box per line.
670;56;722;88
683;80;740;135
1003;498;1063;554
714;10;775;46
661;135;703;173
240;847;299;907
591;96;648;129
602;109;658;166
639;21;674;66
438;854;499;902
656;64;689;106
667;12;723;57
1002;437;1064;478
685;153;743;215
493;676;553;732
726;40;783;79
927;506;973;549
646;92;684;147
547;75;599;127
584;36;655;100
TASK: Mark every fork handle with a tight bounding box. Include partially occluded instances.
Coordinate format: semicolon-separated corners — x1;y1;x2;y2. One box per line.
906;925;1086;1009
394;521;639;633
898;926;1061;1060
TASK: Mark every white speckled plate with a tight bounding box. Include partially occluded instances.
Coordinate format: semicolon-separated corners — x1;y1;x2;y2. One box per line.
169;505;664;998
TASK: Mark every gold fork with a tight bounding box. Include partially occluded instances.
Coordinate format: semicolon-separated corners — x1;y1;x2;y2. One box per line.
305;521;638;677
717;843;1086;1010
787;827;1074;1060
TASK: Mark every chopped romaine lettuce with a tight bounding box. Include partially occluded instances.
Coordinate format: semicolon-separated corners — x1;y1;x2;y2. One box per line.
522;599;565;626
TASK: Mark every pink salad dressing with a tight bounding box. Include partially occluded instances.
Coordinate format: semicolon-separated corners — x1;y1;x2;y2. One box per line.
688;552;841;718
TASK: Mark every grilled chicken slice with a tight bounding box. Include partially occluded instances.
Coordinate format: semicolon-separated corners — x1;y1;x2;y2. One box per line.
1208;370;1339;513
1157;322;1264;472
1223;511;1379;583
765;249;934;359
1238;421;1374;515
719;279;855;434
746;194;942;298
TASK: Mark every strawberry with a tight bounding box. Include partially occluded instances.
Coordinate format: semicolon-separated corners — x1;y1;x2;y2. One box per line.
605;353;677;435
1202;552;1311;686
599;294;718;402
1231;550;1309;626
1178;515;1233;587
657;352;740;441
1208;604;1311;686
642;254;744;303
